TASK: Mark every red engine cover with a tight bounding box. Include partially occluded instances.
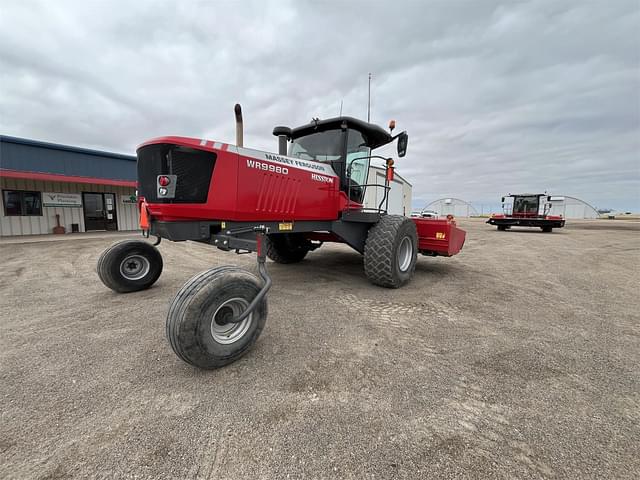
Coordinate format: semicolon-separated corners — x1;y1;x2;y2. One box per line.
139;136;343;222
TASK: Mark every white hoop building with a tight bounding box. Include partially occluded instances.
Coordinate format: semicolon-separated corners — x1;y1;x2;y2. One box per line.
546;195;599;219
423;198;478;217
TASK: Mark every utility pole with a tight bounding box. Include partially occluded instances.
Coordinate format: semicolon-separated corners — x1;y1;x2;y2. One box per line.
367;73;372;123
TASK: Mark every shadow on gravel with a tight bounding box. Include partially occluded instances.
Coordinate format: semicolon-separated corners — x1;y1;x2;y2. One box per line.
565;222;640;231
489;228;566;234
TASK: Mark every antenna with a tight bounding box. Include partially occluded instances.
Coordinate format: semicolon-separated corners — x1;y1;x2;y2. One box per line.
367;73;372;122
339;99;343;116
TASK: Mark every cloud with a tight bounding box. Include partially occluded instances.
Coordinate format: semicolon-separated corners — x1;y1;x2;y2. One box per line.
0;0;638;210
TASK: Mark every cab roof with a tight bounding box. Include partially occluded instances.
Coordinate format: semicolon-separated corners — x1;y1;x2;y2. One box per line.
506;193;547;197
290;116;393;149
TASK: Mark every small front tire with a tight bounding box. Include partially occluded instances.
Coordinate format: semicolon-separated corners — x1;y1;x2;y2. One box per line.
166;267;268;369
97;240;163;293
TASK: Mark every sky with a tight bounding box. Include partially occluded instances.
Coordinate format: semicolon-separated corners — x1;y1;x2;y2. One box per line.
1;0;639;211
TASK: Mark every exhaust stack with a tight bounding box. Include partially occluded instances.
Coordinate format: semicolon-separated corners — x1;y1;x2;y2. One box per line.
234;103;243;147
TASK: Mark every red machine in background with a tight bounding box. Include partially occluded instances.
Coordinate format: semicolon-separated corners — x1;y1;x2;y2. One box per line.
487;193;565;232
97;105;466;369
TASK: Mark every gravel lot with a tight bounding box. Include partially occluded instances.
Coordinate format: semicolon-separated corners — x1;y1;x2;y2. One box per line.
1;219;639;479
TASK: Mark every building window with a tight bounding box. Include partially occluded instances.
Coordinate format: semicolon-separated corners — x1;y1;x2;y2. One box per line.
2;190;42;216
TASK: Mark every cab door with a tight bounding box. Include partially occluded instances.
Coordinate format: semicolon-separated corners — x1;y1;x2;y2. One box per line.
344;130;371;204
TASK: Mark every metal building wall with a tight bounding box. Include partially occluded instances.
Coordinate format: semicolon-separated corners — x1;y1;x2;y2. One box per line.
363;166;412;216
401;177;412;216
0;177;138;236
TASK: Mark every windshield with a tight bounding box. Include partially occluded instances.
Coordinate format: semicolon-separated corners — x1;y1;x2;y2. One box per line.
289;128;372;162
513;196;540;215
289;130;344;163
289;128;372;201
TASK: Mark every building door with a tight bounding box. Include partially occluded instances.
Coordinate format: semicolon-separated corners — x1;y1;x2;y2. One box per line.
82;192;118;231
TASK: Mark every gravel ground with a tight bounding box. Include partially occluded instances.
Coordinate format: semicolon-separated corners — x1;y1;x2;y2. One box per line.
1;218;639;479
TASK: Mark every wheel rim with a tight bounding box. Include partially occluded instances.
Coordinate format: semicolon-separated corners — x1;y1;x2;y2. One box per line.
210;297;252;345
397;236;413;272
119;254;151;280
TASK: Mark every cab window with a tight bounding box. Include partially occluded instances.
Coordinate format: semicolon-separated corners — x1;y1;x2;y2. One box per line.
345;130;371;187
345;130;371;203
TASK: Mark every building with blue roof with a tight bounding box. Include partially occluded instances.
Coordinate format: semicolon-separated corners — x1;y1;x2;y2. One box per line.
0;135;139;236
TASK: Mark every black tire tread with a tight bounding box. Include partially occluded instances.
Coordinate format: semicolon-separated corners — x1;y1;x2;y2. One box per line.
97;240;163;293
166;267;267;369
265;234;310;264
166;266;240;365
364;215;417;288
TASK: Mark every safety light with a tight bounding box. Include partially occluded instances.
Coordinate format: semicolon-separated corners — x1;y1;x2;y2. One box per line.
158;187;168;196
158;175;171;186
386;166;395;182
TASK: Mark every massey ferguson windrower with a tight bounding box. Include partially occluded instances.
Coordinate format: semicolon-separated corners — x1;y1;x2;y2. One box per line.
487;193;565;232
97;105;466;369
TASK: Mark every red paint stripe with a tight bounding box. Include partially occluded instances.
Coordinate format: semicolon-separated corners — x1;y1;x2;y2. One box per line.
0;169;137;187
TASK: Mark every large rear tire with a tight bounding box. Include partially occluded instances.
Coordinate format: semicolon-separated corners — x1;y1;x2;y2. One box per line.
166;267;267;369
266;233;311;264
541;226;553;233
364;215;418;288
97;240;163;293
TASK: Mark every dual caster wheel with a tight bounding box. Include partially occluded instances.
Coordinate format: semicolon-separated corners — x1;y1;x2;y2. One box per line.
97;239;268;369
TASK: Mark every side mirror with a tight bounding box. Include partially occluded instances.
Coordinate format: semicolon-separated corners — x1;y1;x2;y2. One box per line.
397;131;408;157
501;197;505;203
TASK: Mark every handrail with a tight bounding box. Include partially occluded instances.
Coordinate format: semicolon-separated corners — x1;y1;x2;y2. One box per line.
345;155;393;214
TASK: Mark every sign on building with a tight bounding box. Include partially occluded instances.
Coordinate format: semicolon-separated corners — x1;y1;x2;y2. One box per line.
42;192;82;207
121;194;137;204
